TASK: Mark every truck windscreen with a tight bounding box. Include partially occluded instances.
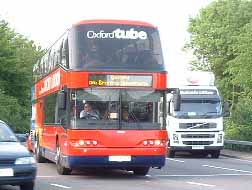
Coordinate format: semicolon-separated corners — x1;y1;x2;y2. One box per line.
174;99;222;119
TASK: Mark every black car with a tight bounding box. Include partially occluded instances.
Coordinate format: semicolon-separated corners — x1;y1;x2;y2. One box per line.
0;120;37;190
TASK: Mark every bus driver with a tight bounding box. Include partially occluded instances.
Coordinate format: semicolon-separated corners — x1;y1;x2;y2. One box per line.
80;103;100;120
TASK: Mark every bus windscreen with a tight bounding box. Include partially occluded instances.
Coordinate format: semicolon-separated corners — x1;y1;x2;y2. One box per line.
70;89;163;130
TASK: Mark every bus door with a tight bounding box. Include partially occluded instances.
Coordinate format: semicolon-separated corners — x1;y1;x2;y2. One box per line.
42;93;59;152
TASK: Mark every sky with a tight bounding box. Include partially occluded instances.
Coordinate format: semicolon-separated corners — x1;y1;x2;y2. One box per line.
0;0;213;74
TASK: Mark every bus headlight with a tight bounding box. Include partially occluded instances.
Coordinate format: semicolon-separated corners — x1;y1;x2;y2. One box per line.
142;139;166;146
154;140;161;146
70;139;99;147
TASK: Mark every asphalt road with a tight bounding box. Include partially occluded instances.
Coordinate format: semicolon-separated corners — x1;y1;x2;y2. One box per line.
1;153;252;190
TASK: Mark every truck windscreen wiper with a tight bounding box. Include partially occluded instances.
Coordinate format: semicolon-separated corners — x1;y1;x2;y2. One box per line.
176;112;190;119
201;111;218;118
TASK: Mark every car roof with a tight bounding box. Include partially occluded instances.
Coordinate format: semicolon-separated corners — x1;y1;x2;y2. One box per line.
0;120;6;124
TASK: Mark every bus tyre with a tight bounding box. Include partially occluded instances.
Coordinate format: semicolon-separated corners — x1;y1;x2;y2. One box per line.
133;167;150;176
35;139;46;163
20;182;34;190
168;150;175;158
211;150;220;158
56;143;72;175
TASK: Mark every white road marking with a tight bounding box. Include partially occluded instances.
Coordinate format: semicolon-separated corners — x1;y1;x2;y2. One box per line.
230;158;252;163
203;164;252;174
187;181;215;187
37;175;57;178
156;173;252;177
50;184;71;189
166;158;185;163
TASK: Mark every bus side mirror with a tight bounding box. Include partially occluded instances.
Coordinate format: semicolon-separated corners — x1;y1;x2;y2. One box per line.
57;91;66;110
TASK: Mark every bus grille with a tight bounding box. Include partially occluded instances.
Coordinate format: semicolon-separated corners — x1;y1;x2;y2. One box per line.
179;123;217;129
182;141;213;145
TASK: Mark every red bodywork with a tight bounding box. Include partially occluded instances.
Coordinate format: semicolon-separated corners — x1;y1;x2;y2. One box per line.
27;134;33;152
34;68;168;157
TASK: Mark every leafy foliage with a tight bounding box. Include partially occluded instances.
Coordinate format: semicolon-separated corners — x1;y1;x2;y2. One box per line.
186;0;252;141
0;19;42;132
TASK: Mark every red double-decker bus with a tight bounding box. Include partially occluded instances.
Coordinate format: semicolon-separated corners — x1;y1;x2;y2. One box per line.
31;19;168;176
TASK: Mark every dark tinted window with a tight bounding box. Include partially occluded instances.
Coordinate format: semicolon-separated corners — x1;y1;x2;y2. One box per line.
44;94;57;124
69;24;165;72
61;38;69;68
0;122;17;142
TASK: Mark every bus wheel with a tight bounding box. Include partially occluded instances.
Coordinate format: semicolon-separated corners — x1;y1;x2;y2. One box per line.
35;139;46;163
20;182;34;190
133;167;150;176
168;150;175;158
211;150;220;158
56;143;72;175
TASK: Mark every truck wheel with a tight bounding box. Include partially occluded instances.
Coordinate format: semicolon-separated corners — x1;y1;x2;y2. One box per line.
168;150;175;158
56;143;72;175
202;152;209;158
211;150;220;158
133;167;150;176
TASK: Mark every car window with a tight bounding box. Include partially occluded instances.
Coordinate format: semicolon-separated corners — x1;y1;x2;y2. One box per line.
0;122;18;142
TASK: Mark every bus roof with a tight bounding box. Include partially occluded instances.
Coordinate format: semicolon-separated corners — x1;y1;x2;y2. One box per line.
73;19;155;28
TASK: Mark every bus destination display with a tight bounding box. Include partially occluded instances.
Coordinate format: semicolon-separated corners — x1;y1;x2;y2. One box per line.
89;74;152;87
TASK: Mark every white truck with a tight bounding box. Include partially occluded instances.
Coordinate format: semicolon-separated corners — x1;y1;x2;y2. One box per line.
166;71;227;158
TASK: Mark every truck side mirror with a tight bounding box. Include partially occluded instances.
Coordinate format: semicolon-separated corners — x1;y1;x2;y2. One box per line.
57;91;66;110
223;101;230;117
173;93;181;111
167;88;181;111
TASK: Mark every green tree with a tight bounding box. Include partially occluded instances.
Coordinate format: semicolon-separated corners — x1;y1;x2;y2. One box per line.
186;0;252;141
225;97;252;141
0;89;23;132
0;19;43;132
186;0;252;101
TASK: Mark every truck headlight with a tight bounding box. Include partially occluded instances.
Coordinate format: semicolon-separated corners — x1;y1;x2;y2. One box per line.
217;134;223;143
15;157;36;165
173;134;179;143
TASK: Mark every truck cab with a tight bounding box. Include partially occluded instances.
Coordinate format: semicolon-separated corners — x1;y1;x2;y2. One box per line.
166;71;224;158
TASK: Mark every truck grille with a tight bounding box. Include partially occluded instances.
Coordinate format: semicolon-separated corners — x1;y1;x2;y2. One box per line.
181;134;215;138
179;123;217;129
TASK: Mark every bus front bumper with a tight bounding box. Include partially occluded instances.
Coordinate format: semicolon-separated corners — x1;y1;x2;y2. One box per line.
64;155;165;169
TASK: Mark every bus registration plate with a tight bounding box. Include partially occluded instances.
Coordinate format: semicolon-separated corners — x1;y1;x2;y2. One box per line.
109;156;131;162
0;168;14;176
192;145;204;150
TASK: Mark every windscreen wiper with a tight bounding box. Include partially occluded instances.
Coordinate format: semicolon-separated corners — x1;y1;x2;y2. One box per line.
129;112;142;129
0;140;18;142
202;111;218;118
176;112;190;119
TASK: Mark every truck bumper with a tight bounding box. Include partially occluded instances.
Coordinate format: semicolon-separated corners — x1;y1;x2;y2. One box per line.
169;146;223;151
